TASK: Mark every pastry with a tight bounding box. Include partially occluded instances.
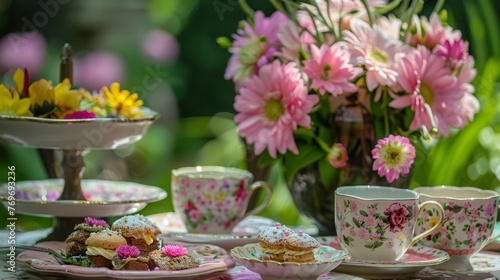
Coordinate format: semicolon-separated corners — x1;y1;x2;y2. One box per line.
149;245;198;270
257;223;293;261
65;217;109;257
283;230;320;263
112;245;150;270
111;214;161;256
85;229;127;268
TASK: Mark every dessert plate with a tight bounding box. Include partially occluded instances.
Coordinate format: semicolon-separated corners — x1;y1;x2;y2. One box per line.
0;179;167;217
17;241;235;279
230;243;348;280
317;236;450;278
0;107;158;149
156;215;274;251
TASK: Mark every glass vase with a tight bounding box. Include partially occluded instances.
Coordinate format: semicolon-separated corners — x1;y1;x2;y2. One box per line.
289;93;409;236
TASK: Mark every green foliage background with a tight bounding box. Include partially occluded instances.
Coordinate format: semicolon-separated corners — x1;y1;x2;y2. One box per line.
0;0;499;231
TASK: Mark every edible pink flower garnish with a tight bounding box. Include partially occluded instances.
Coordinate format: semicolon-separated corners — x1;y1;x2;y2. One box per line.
84;217;109;228
64;110;97;119
116;245;141;259
161;245;188;257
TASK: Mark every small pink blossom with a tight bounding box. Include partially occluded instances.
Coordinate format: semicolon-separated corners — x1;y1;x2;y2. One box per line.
303;43;362;96
188;209;202;222
435;40;468;69
64;110;97;119
84;217;108;228
457;214;466;223
358;228;369;240
371;135;415;183
328;143;348;168
485;204;496;217
161;245;188;257
386;241;394;248
371;232;381;242
444;210;454;219
349;201;358;212
116;245;141;259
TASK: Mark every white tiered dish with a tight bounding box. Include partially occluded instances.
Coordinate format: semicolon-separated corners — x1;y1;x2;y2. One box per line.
0;107;158;149
0;179;167;217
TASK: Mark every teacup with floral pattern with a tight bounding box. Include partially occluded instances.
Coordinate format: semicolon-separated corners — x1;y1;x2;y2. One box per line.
414;186;499;271
171;166;272;234
335;186;444;261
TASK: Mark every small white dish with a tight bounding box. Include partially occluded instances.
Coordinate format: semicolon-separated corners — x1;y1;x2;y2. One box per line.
317;236;450;278
0;179;167;217
0;107;158;149
230;243;348;280
17;241;235;279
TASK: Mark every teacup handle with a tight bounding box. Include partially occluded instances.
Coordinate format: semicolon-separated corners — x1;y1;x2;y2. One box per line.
410;201;445;247
243;181;272;218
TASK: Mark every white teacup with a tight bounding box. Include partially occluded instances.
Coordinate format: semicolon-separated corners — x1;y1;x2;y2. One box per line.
171;166;272;234
414;186;499;271
335;186;444;261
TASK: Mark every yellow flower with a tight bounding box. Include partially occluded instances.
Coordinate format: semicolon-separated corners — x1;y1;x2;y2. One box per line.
12;68;25;95
83;90;106;117
428;217;439;228
29;79;55;117
0;85;33;116
102;82;144;118
215;191;226;202
52;78;82;118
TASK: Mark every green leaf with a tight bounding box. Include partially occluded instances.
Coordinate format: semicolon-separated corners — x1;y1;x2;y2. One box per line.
360;210;368;217
373;241;383;249
257;150;279;167
352;217;361;228
284;143;325;185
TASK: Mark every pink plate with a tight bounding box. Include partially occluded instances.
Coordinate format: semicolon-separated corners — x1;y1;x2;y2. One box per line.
317;236;450;278
17;241;235;279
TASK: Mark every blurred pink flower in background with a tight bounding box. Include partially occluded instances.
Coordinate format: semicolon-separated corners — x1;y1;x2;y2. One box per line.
142;29;179;63
74;51;125;91
0;32;46;75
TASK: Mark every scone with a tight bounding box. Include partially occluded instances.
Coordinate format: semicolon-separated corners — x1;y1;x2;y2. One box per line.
149;245;198;271
111;214;161;256
65;217;109;257
112;245;150;271
85;229;127;268
283;230;321;263
258;223;294;261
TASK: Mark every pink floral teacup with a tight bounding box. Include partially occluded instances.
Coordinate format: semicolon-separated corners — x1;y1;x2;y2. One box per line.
171;166;272;234
335;186;444;261
414;186;499;271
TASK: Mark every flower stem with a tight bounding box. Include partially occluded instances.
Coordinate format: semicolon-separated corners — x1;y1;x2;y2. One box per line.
238;0;254;18
359;0;374;27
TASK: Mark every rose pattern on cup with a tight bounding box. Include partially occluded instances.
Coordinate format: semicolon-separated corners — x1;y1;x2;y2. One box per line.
172;176;250;232
417;200;497;255
336;200;418;251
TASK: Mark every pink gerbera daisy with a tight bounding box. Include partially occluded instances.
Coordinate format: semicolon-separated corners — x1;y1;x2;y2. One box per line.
371;135;415;183
303;43;362;96
234;60;319;158
225;11;288;86
390;46;462;137
406;13;461;50
343;19;407;97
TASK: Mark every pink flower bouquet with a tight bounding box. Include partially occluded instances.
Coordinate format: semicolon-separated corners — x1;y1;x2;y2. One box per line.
221;0;479;185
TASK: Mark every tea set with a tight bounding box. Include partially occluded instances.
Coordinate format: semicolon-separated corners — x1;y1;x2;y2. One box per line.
163;166;499;277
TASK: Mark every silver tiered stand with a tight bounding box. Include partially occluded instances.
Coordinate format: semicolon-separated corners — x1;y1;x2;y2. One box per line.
0;44;165;241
